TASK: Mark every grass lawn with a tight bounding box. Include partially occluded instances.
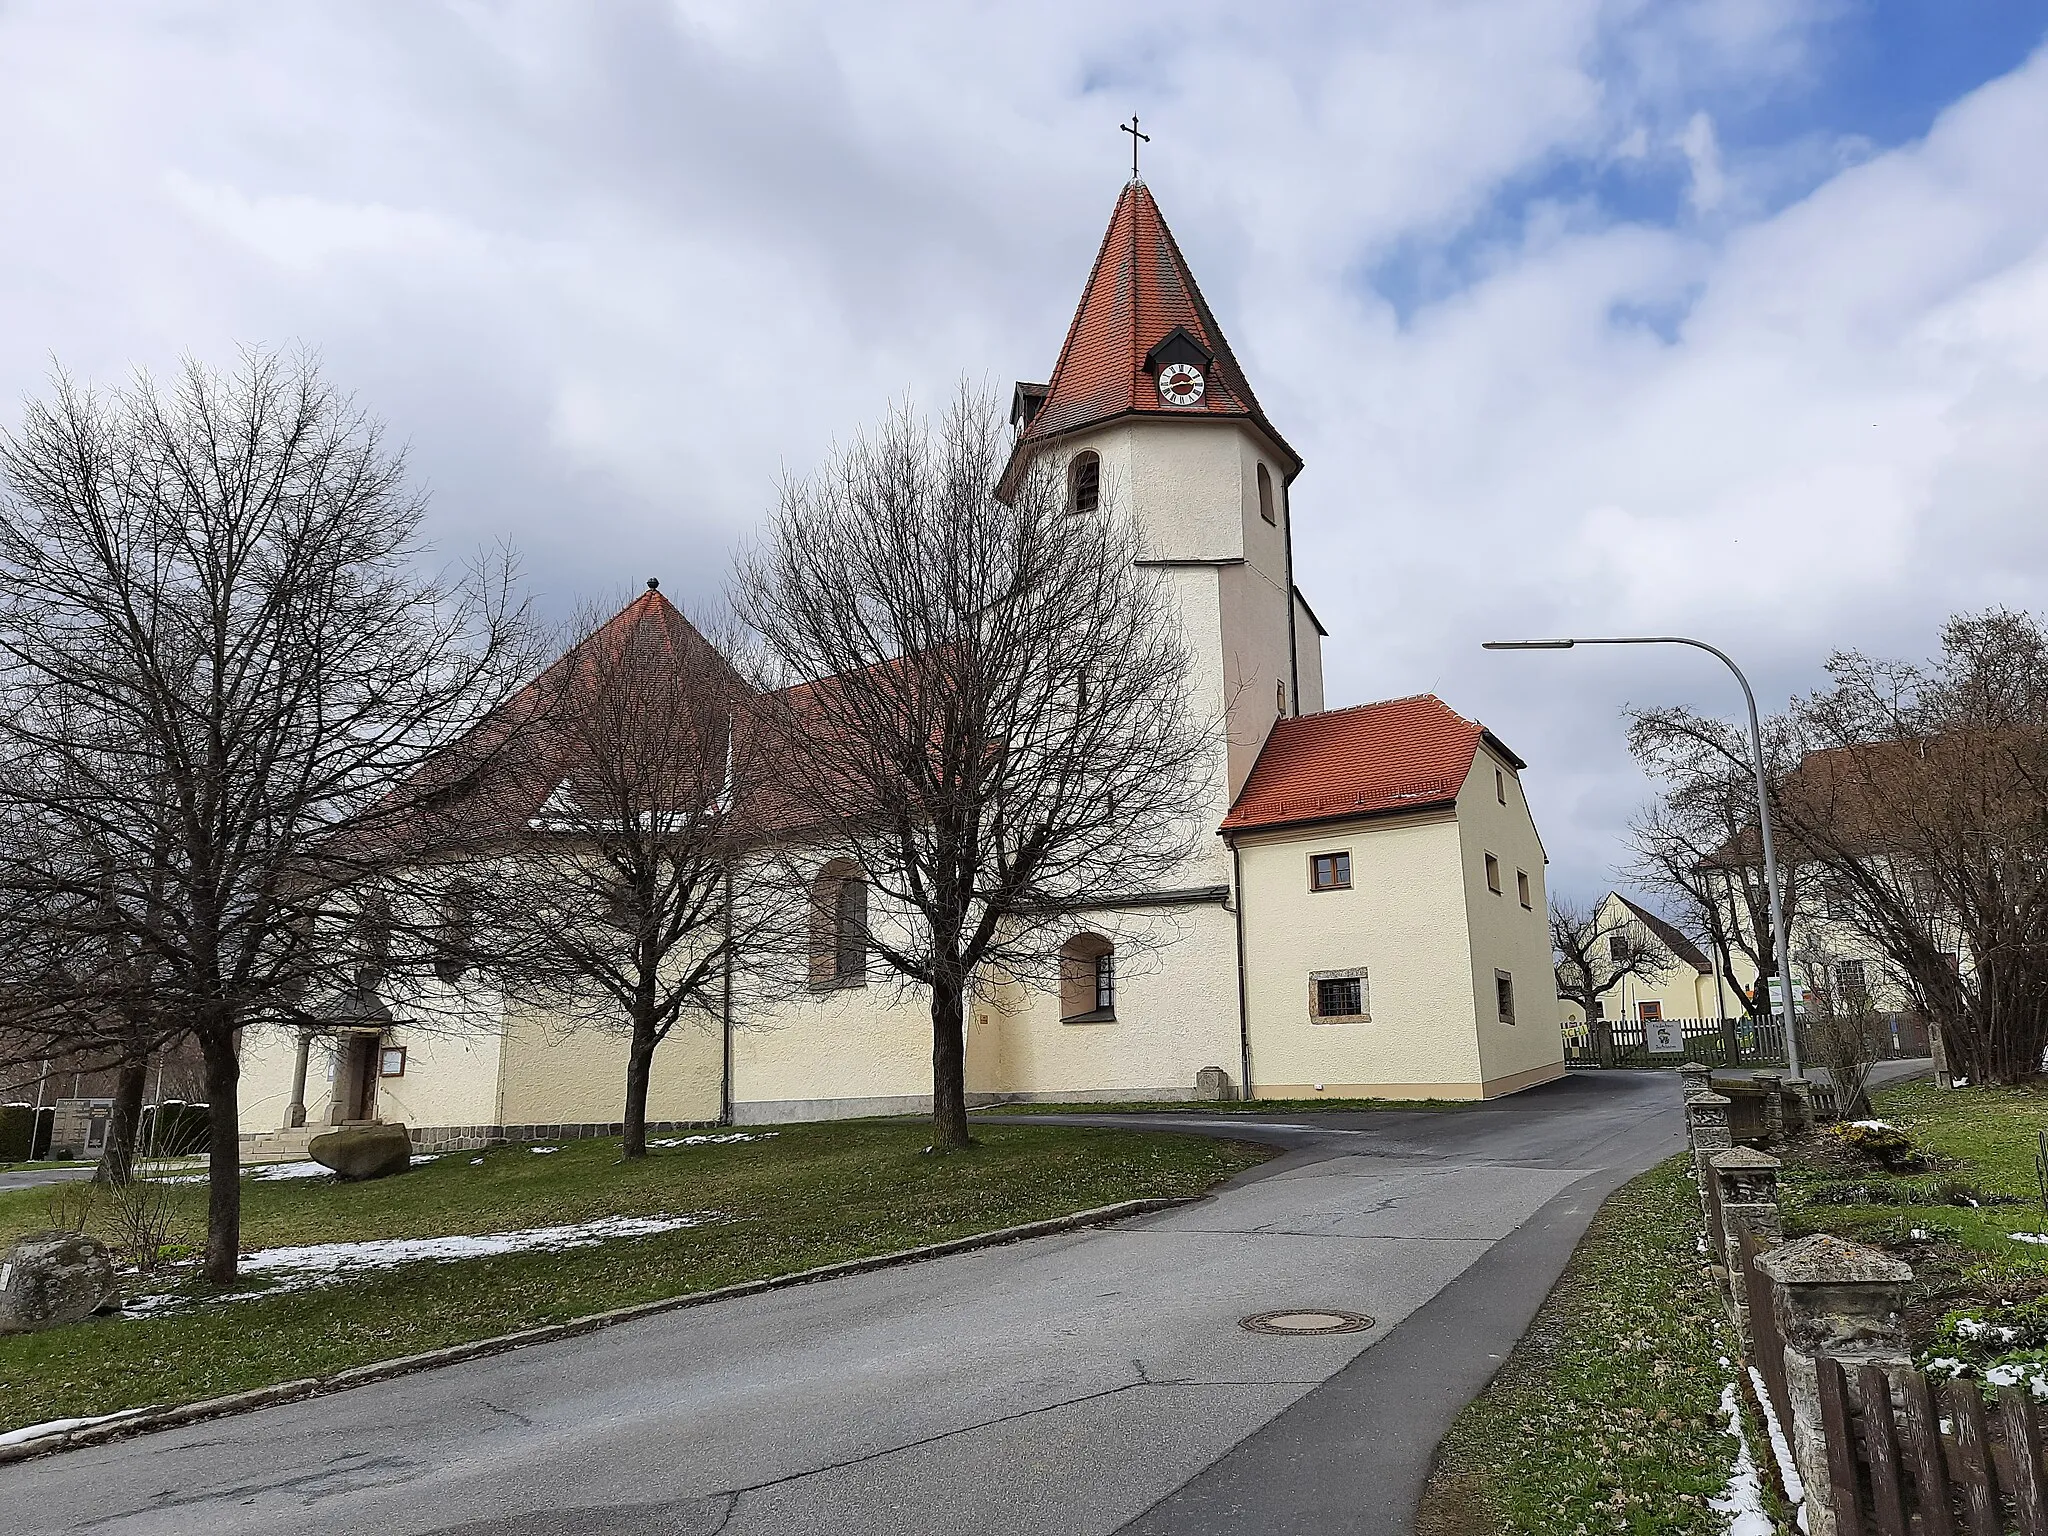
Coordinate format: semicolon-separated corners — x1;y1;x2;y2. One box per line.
979;1096;1466;1115
1416;1157;1787;1536
1776;1079;2048;1365
0;1119;1268;1432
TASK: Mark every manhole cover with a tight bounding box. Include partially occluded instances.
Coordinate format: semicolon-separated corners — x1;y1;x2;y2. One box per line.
1239;1309;1376;1336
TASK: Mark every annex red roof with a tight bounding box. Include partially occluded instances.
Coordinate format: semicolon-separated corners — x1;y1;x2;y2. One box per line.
1010;179;1297;471
1221;695;1522;835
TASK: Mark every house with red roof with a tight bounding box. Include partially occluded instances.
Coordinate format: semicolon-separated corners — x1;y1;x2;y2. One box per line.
235;174;1560;1149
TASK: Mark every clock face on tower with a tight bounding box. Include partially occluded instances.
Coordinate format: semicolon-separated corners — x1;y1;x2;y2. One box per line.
1157;361;1205;407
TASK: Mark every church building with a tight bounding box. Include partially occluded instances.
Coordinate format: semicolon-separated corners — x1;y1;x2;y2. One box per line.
237;178;1563;1153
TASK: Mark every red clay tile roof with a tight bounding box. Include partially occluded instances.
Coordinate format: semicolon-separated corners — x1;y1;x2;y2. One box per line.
1010;179;1298;472
1221;695;1522;835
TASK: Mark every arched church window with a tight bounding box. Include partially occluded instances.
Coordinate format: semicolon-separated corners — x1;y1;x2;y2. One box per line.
1276;680;1287;716
1070;451;1101;515
810;858;868;989
1257;463;1276;524
434;879;477;984
1060;932;1115;1022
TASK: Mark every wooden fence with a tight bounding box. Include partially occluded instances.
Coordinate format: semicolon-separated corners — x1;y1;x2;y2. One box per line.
1729;1217;2048;1533
1568;1012;1931;1070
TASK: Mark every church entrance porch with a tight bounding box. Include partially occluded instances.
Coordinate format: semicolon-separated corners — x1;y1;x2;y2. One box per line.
329;1032;381;1125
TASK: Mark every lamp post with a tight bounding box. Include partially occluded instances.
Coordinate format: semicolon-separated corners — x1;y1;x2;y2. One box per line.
1482;635;1802;1080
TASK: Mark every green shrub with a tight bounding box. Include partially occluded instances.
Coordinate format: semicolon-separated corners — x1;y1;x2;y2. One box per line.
0;1104;32;1162
143;1101;210;1156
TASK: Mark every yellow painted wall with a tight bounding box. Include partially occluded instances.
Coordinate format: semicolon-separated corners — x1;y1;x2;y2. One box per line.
1452;751;1567;1092
966;902;1244;1100
1236;810;1487;1097
496;1000;722;1126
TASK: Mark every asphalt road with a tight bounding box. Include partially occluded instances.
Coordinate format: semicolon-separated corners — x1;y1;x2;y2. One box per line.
4;1070;1691;1535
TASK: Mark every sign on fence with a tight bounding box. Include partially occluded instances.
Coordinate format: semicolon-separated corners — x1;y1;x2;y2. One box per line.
1648;1020;1684;1054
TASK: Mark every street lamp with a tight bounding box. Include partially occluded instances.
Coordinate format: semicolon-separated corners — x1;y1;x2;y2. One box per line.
1482;635;1802;1080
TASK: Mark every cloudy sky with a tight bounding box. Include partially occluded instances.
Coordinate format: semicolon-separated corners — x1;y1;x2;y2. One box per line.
3;1;2045;901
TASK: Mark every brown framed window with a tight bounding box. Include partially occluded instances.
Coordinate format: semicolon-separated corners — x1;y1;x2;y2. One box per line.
1516;869;1531;908
1310;851;1352;891
378;1045;407;1078
1484;853;1502;893
1637;1000;1662;1023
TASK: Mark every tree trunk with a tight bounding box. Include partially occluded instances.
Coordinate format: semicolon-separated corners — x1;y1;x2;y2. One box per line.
929;980;971;1151
200;1030;242;1288
622;1024;655;1159
93;1054;149;1188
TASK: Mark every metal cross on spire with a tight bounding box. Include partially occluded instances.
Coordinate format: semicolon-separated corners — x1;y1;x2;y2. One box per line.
1120;115;1150;179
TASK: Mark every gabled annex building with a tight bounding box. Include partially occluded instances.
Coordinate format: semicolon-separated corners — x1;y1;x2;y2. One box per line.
237;178;1563;1151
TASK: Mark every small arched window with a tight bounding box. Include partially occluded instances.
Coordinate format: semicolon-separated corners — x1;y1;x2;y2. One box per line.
434;880;477;984
810;858;868;989
1060;933;1115;1022
1257;463;1276;524
1069;451;1101;515
1276;680;1287;716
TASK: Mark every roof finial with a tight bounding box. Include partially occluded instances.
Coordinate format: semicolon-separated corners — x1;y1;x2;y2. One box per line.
646;577;660;591
1120;114;1149;181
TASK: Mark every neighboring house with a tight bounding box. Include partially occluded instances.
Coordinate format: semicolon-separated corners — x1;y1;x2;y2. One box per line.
236;176;1565;1150
1557;893;1738;1028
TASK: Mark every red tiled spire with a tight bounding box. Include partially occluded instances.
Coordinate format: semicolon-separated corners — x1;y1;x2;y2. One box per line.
1014;181;1297;469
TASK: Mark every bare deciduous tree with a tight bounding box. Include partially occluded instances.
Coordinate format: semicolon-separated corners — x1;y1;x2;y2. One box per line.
0;351;540;1284
1792;953;1888;1119
1551;896;1676;1060
1626;706;1806;1017
1783;610;2048;1086
469;587;778;1157
737;389;1212;1150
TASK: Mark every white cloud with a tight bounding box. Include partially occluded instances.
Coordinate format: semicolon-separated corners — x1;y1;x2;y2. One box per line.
0;0;2039;898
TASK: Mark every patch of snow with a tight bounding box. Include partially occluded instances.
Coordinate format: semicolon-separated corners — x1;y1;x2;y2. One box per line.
1911;1229;1933;1241
470;1157;484;1166
1849;1119;1897;1131
528;1146;558;1155
1952;1077;1971;1087
1955;1319;2020;1344
249;1161;331;1182
648;1132;779;1148
1711;1382;1777;1536
408;1155;442;1166
2011;1232;2048;1245
1748;1364;1808;1518
0;1406;151;1447
238;1213;715;1290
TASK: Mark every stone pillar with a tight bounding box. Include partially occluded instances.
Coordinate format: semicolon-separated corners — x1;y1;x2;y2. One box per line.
1782;1076;1815;1133
1678;1061;1712;1099
286;1031;312;1130
1752;1070;1785;1145
1708;1147;1782;1348
1685;1091;1732;1156
1756;1235;1914;1536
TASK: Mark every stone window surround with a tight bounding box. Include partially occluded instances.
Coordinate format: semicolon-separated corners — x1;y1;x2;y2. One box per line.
1308;966;1370;1025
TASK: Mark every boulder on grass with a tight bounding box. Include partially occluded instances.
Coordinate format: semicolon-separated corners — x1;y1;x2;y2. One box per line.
308;1122;413;1181
0;1230;119;1334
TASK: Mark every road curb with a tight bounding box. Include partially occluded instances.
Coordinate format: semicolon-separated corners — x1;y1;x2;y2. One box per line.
0;1194;1195;1466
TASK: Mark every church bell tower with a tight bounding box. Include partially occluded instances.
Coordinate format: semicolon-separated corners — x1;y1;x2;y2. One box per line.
1006;176;1326;860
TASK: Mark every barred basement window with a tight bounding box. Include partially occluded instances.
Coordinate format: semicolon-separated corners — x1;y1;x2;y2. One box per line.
1309;967;1370;1022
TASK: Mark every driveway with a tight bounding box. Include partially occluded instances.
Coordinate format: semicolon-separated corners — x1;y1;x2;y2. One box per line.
2;1071;1685;1536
